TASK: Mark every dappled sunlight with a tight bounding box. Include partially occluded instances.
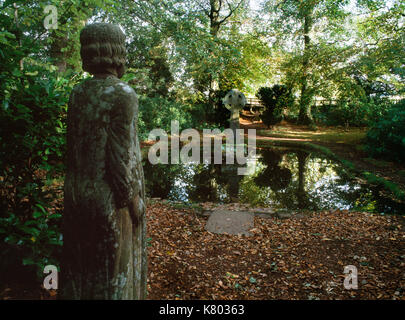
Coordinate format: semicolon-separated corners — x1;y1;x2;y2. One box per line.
255;124;367;145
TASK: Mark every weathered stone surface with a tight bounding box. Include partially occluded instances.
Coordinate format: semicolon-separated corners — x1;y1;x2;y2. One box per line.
275;209;296;219
205;210;254;236
276;211;294;219
61;23;147;300
250;208;277;219
222;89;247;132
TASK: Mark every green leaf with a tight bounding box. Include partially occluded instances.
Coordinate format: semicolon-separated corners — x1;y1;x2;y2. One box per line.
48;214;62;219
49;239;63;246
35;204;47;213
33;211;43;219
19;226;40;237
22;258;35;266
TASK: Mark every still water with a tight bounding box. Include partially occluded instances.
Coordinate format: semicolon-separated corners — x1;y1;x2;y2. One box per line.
142;147;404;214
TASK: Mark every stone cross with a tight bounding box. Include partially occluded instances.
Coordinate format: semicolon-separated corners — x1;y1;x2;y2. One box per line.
222;89;246;136
61;23;147;299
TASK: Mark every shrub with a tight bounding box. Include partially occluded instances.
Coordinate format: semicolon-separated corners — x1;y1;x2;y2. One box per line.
312;98;393;127
256;85;294;128
0;68;73;280
365;99;405;162
138;96;209;141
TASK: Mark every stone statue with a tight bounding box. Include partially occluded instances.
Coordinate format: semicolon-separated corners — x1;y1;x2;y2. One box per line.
222;89;246;134
61;23;147;300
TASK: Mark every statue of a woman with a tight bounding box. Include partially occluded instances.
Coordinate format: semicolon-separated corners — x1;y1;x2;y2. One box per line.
61;23;147;299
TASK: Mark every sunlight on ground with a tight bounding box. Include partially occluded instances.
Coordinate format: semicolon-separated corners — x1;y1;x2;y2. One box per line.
256;123;367;145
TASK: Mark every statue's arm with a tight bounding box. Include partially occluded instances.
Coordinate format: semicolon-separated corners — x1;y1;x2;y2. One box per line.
105;85;139;209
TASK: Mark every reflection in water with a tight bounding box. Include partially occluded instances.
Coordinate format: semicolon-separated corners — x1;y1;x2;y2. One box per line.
142;147;404;214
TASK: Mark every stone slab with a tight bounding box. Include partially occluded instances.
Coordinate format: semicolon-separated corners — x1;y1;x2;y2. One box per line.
205;210;254;236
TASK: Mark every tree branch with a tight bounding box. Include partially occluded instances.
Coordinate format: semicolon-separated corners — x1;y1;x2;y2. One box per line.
217;0;244;26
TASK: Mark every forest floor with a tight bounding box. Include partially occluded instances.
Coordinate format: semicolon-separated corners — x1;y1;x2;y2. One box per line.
3;200;403;300
146;200;405;300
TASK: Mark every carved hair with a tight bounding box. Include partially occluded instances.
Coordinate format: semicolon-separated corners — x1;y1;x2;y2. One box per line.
80;23;126;78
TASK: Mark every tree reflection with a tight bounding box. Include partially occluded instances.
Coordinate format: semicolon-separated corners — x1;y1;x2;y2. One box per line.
254;149;292;191
296;150;311;209
142;161;180;199
188;163;242;203
189;164;222;202
251;149;312;209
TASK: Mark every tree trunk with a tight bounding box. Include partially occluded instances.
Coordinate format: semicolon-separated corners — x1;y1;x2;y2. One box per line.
13;3;23;70
50;35;68;73
207;0;221;105
298;11;314;125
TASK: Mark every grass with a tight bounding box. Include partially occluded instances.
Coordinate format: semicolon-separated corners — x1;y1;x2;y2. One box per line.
257;126;367;145
362;172;405;200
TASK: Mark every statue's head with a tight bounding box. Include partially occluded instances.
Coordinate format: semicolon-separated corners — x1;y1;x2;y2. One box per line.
80;23;126;78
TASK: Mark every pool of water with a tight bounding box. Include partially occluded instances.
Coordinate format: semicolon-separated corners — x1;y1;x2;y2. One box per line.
142;147;404;214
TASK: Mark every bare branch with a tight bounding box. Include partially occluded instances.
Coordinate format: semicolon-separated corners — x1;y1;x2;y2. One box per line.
217;0;244;26
196;0;211;17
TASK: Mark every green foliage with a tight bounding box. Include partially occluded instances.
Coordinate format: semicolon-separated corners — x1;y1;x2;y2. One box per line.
365;100;405;162
0;1;91;280
0;66;75;278
353;1;405;94
138;96;209;141
217;24;274;95
263;0;404;124
312;98;393;127
256;85;294;128
362;172;405;201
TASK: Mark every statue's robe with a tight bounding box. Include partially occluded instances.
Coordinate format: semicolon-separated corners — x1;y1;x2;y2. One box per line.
61;75;147;299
